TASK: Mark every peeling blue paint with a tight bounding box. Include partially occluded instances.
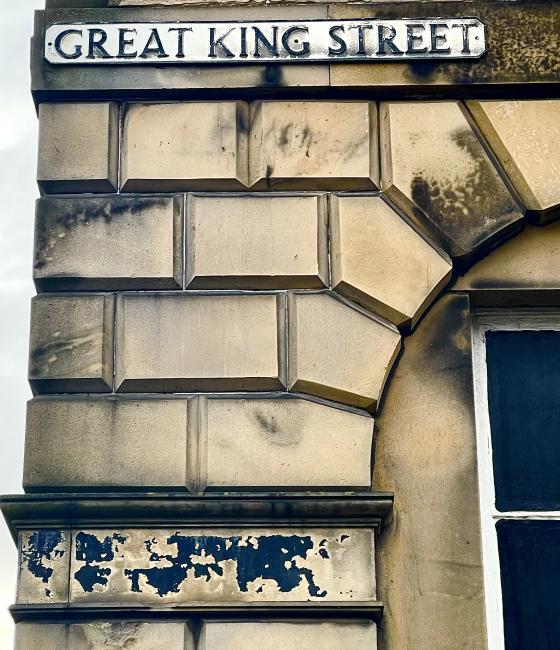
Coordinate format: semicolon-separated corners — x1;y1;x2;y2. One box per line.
21;530;65;597
74;532;127;592
73;532;330;598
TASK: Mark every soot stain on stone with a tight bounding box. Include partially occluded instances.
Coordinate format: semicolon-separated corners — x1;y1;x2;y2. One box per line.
21;530;65;595
30;327;102;377
410;127;518;253
262;65;282;86
254;410;304;447
74;532;127;593
122;533;328;598
34;197;166;270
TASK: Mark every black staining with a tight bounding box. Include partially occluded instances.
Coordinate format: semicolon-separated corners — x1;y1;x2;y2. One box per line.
497;520;560;650
21;530;65;597
406;61;439;81
486;330;560;511
276;123;313;156
254;410;304;447
318;539;330;560
124;533;328;598
74;532;127;593
410;126;520;257
339;535;350;542
262;65;282;87
34;196;167;270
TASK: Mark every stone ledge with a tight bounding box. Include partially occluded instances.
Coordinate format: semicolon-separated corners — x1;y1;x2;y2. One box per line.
0;493;394;541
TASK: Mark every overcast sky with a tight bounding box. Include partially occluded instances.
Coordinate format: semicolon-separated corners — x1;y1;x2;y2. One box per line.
0;1;44;644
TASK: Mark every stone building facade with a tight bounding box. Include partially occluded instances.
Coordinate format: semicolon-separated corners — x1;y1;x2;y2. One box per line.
2;0;560;648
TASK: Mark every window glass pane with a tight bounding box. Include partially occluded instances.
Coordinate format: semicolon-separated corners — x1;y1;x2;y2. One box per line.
497;519;560;650
486;330;560;511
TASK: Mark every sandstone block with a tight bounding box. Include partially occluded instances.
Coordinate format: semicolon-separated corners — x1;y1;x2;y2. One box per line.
115;293;286;392
121;102;249;191
250;101;378;190
15;624;67;650
380;101;524;263
186;193;328;289
29;294;114;394
330;195;451;329
69;527;375;605
67;622;188;649
37;102;119;193
203;396;373;490
467;99;560;221
288;293;401;411
17;530;70;604
200;621;377;650
23;397;189;489
34;195;183;291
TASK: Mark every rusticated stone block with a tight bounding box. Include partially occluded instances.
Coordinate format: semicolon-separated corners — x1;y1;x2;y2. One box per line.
380;101;524;263
185;193;328;289
68;527;375;605
250;101;378;190
17;530;70;604
202;396;373;490
200;621;377;650
288;293;401;411
34;195;183;291
330;195;451;329
467;99;560;222
115;293;286;392
37;102;119;194
121;102;249;191
29;294;114;394
23;398;189;489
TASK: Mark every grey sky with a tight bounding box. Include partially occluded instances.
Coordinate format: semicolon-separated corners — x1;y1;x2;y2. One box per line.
0;1;44;645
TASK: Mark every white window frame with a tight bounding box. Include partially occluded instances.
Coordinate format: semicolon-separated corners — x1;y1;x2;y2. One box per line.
472;309;560;650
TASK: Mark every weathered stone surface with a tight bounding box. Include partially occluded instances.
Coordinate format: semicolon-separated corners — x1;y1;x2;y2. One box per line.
37;102;118;193
330;195;451;329
200;621;377;649
68;527;374;605
380;101;524;263
34;195;183;291
29;294;114;394
23;398;189;489
203;397;373;490
67;622;188;649
185;193;328;289
17;530;70;604
115;293;286;392
121;102;249;191
250;101;378;190
288;293;401;410
467;99;560;221
374;294;486;649
15;624;67;650
15;622;189;650
455;220;560;305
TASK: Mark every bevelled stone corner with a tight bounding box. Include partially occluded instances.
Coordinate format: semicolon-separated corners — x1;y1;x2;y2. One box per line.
29;294;114;394
249;101;378;190
380;101;525;264
15;622;190;649
203;397;374;490
186;193;328;290
467;99;560;222
37;102;119;194
121;102;249;192
115;293;287;392
23;398;189;490
288;293;401;411
200;621;377;650
330;195;451;329
17;530;70;605
34;195;183;291
67;527;375;605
